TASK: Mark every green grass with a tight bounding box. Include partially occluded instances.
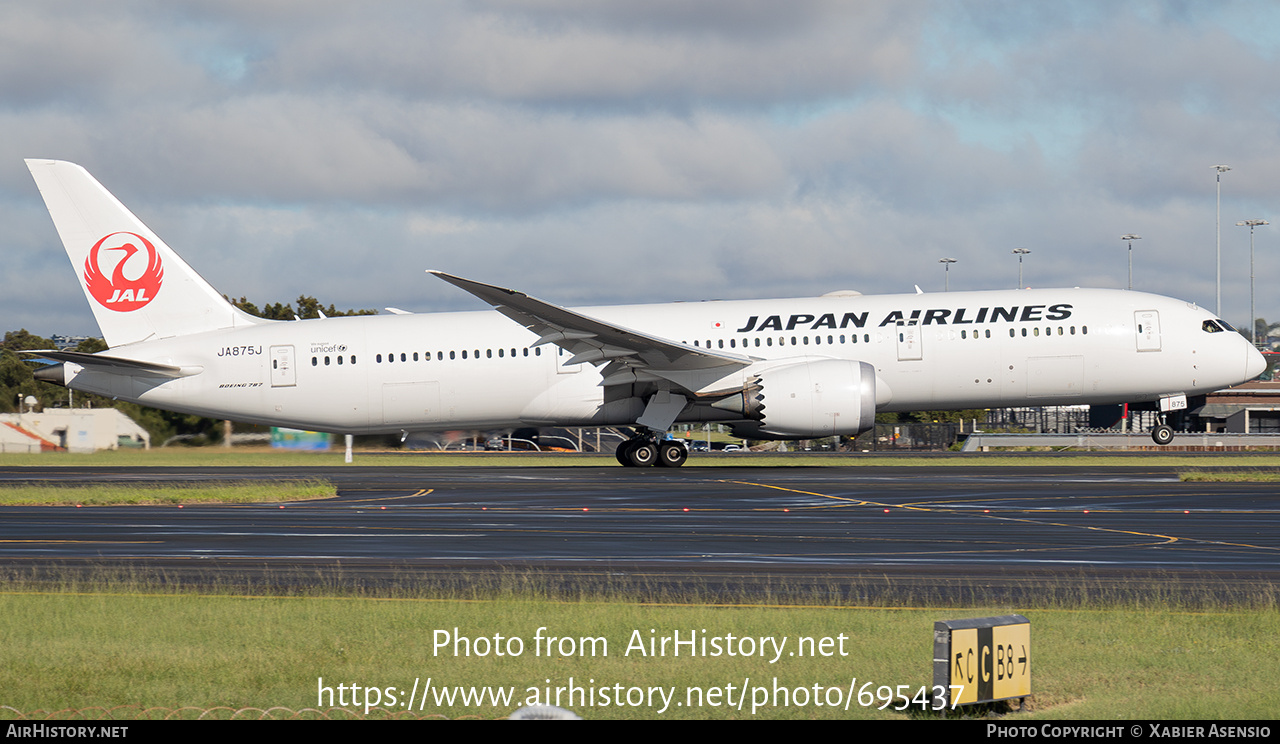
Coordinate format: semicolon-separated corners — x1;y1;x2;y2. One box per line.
0;480;335;505
0;584;1276;720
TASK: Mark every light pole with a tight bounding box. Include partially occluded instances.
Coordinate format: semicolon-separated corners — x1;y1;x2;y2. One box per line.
1012;248;1031;288
1121;234;1141;290
1236;219;1268;345
939;257;957;291
1214;165;1231;316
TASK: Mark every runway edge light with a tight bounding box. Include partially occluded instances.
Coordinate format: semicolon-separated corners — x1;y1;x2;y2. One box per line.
932;614;1031;713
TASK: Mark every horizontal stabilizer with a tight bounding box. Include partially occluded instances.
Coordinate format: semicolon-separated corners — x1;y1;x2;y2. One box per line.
25;350;198;378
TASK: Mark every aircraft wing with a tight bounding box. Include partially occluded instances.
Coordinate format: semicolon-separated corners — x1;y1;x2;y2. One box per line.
24;350;198;378
428;271;752;376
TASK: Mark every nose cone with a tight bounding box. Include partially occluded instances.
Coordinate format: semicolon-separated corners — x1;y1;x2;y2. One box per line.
1245;344;1268;381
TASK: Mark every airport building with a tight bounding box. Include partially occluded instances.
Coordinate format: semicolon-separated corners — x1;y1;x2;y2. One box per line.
0;409;150;453
1192;379;1280;433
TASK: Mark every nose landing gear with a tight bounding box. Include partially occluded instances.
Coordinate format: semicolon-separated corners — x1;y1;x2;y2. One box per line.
1151;415;1175;446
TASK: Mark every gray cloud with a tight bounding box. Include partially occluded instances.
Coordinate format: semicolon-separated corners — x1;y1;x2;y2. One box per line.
4;0;1280;339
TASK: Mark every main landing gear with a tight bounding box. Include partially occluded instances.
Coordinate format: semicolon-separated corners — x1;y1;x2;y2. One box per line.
615;434;688;468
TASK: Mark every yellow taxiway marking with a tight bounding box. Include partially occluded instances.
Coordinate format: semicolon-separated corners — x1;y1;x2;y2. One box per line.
341;489;434;503
722;479;1280;553
283;489;434;507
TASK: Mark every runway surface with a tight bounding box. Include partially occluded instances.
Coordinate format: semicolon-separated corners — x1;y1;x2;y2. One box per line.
2;464;1277;600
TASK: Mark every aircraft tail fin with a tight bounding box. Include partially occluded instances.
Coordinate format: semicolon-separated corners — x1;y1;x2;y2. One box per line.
25;159;263;348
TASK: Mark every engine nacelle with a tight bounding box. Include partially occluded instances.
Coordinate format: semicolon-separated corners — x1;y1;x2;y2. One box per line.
724;359;877;439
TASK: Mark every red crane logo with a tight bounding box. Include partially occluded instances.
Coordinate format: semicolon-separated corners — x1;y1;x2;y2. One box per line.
83;232;164;312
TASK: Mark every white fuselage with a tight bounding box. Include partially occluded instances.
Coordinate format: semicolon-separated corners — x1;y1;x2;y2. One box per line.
62;287;1263;435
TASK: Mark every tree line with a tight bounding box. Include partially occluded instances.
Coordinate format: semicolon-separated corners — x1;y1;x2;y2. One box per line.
225;295;378;320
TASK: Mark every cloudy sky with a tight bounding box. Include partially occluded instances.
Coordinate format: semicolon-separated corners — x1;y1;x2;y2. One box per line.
4;0;1280;337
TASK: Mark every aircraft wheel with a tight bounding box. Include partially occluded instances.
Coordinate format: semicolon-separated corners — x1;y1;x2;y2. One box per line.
1151;425;1174;446
627;442;658;467
656;441;688;468
615;440;637;466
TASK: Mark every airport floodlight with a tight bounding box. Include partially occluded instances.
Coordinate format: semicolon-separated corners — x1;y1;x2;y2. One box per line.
1236;219;1269;346
1121;234;1141;290
939;257;957;291
1012;248;1031;288
1213;165;1231;316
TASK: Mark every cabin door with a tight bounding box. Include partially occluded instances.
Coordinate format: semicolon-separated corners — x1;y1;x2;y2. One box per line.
896;321;922;361
270;345;296;387
1135;310;1162;352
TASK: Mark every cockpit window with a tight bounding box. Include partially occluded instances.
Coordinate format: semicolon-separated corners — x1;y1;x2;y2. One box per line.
1216;318;1237;332
1203;320;1222;333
